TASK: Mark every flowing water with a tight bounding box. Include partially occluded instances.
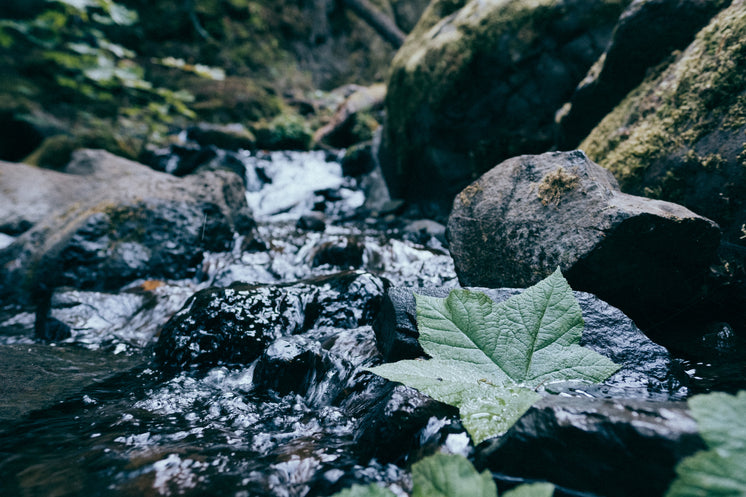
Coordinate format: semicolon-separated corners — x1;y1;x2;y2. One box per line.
1;149;744;497
0;150;459;497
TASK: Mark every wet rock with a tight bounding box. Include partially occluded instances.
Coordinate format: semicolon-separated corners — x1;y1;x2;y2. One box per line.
345;379;459;464
380;0;627;218
447;150;720;328
581;0;746;245
0;149;256;313
475;396;706;497
310;238;366;269
374;285;688;398
186;123;256;151
296;212;327;232
557;0;730;149
145;142;218;176
253;335;332;397
156;271;387;370
401;219;447;247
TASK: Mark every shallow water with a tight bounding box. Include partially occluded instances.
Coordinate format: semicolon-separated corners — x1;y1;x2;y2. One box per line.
0;150;456;496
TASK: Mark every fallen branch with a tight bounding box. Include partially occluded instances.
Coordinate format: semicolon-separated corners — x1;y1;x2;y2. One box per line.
342;0;406;48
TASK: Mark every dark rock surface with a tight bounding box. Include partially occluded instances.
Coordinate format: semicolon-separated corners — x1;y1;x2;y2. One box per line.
0;149;256;312
373;285;688;398
556;0;730;149
380;0;628;218
447;150;720;328
476;396;706;497
156;271;387;370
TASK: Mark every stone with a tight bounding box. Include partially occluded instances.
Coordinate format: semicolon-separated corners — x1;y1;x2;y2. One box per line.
155;271;387;370
379;0;628;218
581;0;746;245
447;150;720;328
373;285;688;398
0;149;256;314
475;396;706;497
310;238;366;269
345;379;459;463
556;0;729;149
252;335;332;397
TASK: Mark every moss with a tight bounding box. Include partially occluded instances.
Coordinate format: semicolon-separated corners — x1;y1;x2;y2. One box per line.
386;0;628;183
582;3;746;191
253;110;313;151
536;167;580;206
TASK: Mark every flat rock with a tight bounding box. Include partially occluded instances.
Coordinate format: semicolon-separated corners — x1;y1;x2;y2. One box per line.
475;396;706;497
447;150;720;328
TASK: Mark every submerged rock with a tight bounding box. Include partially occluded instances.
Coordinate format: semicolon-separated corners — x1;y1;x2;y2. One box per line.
475;396;706;497
374;285;688;398
447;150;720;328
380;0;627;217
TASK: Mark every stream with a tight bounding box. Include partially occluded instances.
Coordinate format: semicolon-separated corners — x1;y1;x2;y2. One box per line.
0;148;744;497
0;149;459;497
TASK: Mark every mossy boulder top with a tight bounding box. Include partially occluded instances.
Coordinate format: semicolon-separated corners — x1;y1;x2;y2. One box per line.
379;0;629;218
581;0;746;244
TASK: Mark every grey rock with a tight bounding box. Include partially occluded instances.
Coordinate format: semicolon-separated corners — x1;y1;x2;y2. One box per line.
380;0;627;218
447;150;720;328
0;149;256;311
373;285;688;399
556;0;730;149
475;396;706;497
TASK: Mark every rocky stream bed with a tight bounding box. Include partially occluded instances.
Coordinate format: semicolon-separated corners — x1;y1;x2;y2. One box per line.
0;140;744;497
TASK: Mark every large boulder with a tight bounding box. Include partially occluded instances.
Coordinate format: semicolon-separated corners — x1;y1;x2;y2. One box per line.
475;396;705;497
580;0;746;245
379;0;629;218
556;0;730;149
446;150;720;328
0;149;255;313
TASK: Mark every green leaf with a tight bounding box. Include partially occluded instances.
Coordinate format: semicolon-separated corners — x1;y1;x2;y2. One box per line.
503;483;556;497
688;391;746;453
666;391;746;497
367;269;620;443
411;453;497;497
331;484;397;497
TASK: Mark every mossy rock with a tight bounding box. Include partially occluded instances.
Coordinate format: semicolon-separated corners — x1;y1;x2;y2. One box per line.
253;111;313;151
581;0;746;244
380;0;629;218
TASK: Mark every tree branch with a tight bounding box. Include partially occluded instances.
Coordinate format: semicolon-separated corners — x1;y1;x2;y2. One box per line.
343;0;406;48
